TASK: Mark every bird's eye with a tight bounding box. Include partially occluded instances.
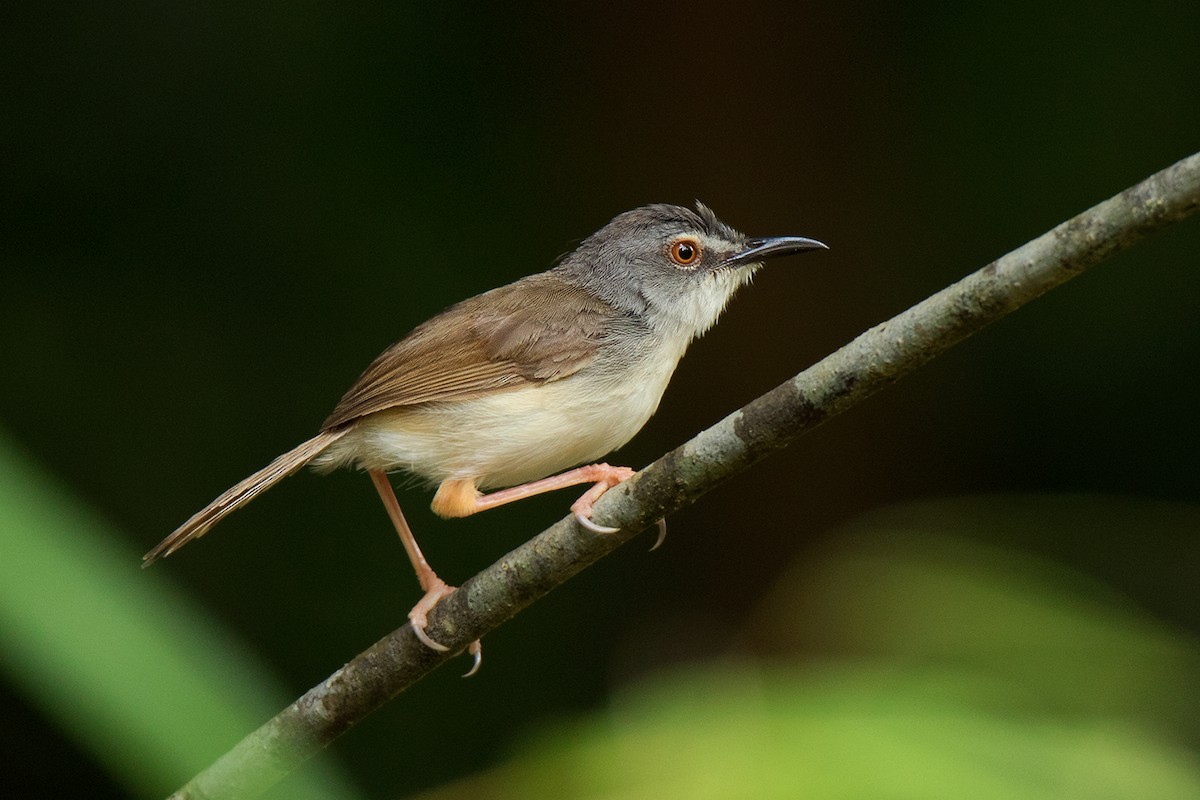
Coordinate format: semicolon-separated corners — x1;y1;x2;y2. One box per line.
670;238;701;267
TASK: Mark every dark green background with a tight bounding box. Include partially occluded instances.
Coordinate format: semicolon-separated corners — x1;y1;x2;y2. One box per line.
3;4;1198;798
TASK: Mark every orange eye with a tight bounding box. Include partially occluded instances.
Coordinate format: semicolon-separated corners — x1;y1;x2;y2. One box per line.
670;238;701;267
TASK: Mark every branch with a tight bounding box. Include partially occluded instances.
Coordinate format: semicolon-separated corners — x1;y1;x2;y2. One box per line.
169;152;1200;800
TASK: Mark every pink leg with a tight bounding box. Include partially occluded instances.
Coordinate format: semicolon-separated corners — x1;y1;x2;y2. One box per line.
370;470;482;675
432;463;635;533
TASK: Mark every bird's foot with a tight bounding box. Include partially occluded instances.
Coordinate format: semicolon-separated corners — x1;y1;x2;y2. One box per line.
407;578;483;675
463;640;483;678
571;464;635;533
407;578;455;652
649;518;668;551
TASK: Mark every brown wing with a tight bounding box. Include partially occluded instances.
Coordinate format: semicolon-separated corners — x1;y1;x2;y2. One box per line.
321;273;613;430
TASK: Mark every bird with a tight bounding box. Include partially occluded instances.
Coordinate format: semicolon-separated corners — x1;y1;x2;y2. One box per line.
143;202;827;674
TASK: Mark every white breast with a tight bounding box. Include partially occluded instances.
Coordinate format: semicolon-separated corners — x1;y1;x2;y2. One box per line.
315;332;690;489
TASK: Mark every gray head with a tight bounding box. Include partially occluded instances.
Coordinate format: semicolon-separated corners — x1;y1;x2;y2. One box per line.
555;202;826;339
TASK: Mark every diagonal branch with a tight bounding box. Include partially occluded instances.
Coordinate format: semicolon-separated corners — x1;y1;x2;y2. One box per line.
169;151;1200;800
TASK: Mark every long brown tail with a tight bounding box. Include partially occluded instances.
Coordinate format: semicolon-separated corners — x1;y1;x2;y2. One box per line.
142;429;348;566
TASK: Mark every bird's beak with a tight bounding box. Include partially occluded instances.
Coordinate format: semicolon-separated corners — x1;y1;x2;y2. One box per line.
720;235;828;269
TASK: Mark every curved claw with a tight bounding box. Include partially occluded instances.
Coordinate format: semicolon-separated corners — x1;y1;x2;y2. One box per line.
649;518;668;551
575;509;620;534
462;640;483;678
409;619;450;652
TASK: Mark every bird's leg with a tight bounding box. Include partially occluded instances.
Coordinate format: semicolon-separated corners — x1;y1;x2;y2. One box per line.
432;463;636;534
369;469;481;674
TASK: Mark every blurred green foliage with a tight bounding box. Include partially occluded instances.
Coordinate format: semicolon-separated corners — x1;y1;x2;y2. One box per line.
0;431;362;798
417;498;1200;799
1;3;1197;798
424;666;1200;799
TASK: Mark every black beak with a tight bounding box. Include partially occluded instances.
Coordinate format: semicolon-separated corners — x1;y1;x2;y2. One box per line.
721;235;828;268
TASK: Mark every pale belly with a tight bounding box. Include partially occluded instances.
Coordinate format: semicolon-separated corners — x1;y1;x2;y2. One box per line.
314;345;683;489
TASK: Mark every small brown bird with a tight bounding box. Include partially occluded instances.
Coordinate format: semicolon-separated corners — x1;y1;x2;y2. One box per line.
144;203;826;673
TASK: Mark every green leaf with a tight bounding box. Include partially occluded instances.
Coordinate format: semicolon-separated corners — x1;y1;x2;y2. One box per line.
0;430;363;799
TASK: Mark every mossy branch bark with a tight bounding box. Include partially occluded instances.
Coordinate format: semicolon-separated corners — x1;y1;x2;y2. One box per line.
169;151;1200;800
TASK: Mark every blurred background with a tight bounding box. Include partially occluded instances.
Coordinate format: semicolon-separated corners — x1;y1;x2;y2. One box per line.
2;3;1198;798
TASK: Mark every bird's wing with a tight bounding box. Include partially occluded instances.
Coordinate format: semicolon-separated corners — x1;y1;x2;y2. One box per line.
321;273;613;429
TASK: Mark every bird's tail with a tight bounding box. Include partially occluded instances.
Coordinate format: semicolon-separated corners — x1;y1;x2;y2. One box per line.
142;428;348;566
